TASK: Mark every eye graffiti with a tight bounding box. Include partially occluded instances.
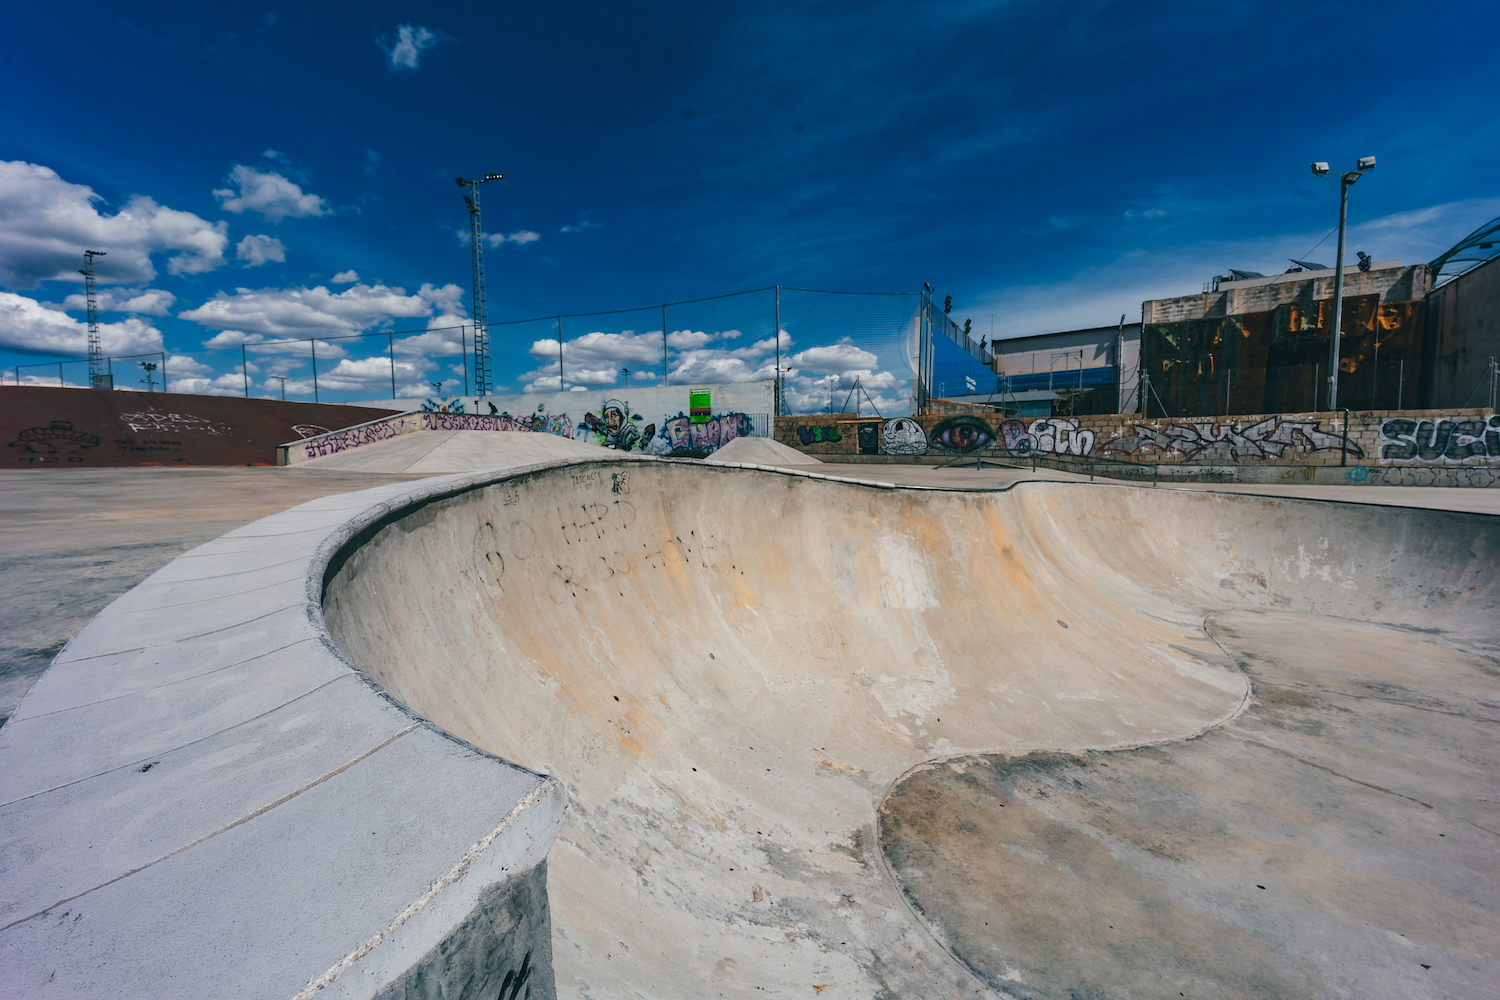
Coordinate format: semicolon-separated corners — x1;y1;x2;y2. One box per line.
929;416;994;452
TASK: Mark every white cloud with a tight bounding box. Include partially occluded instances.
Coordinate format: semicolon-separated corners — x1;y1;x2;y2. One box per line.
164;354;214;377
560;219;602;233
382;23;439;72
60;287;176;315
236;234;286;266
332;269;359;283
182;280;462;339
486;230;540;247
0;160;227;288
0;291;163;356
213;165;329;223
788;340;878;373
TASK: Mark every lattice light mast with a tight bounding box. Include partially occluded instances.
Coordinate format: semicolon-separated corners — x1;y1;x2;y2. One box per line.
455;173;504;395
80;251;109;389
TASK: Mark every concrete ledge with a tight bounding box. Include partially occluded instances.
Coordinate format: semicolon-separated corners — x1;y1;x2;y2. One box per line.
0;459;599;999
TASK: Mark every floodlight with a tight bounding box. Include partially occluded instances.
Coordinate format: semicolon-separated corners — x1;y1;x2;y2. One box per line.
1356;156;1375;171
455;177;467;187
484;173;504;182
1310;162;1329;176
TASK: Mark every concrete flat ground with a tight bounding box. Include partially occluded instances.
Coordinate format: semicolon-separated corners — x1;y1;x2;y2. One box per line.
0;467;425;725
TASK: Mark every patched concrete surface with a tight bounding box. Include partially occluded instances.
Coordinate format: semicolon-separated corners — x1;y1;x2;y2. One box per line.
882;610;1499;999
0;467;425;725
321;461;1500;997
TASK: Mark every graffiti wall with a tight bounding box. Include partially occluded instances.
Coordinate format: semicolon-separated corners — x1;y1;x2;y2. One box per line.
774;407;1500;467
289;381;774;463
1378;415;1500;463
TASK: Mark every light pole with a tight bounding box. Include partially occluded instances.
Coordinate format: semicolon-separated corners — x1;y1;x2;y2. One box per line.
1310;155;1375;411
270;375;287;400
621;367;631;389
455;172;504;396
138;361;158;392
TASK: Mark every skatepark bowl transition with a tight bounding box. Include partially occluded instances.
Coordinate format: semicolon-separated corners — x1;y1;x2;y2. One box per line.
3;447;1498;999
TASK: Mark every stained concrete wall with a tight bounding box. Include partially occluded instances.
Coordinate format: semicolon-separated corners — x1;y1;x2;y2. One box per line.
1145;264;1430;323
1425;256;1500;409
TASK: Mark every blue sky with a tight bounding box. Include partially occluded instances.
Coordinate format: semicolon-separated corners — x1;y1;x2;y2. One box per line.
2;0;1496;410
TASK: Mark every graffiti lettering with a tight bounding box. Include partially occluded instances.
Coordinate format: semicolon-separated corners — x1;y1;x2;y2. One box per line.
661;412;751;455
1028;417;1095;456
117;410;227;436
1379;415;1500;463
998;420;1036;457
796;424;841;445
1103;417;1362;462
300;419;404;458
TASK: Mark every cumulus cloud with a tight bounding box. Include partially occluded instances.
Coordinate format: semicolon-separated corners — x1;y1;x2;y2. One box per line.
332;269;359;283
518;327;780;392
0;291;163;356
0;160;227;288
236;234;286;266
181;280;463;339
560;219;602;233
60;287;176;315
787;340;878;373
382;23;440;71
486;230;540;247
213;165;329;222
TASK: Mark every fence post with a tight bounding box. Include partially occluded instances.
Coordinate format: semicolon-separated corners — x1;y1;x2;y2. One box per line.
557;315;564;391
389;333;397;399
662;304;669;387
1313;363;1319;412
773;287;780;415
462;325;469;396
311;338;319;403
1341;408;1350;467
161;351;167;392
242;345;249;397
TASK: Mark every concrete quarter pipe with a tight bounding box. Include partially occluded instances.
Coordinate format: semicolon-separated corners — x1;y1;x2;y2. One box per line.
322;461;1499;997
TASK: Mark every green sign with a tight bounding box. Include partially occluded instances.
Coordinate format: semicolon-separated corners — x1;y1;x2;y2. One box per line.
689;388;711;424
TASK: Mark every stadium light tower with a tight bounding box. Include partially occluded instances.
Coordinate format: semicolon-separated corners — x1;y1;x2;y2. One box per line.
455;172;504;395
79;251;110;389
1310;155;1375;411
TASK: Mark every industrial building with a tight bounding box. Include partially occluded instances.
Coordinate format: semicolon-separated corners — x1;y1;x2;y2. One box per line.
938;213;1498;418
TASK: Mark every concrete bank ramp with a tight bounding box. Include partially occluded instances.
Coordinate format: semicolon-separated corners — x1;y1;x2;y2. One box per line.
708;435;822;464
296;429;602;473
322;462;1499;997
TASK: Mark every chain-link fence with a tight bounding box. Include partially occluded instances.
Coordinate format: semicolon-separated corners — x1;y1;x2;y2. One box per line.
490;286;921;416
1140;356;1500;418
8;287;924;414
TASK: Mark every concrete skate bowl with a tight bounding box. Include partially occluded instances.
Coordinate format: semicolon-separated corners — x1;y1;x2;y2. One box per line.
321;461;1500;998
